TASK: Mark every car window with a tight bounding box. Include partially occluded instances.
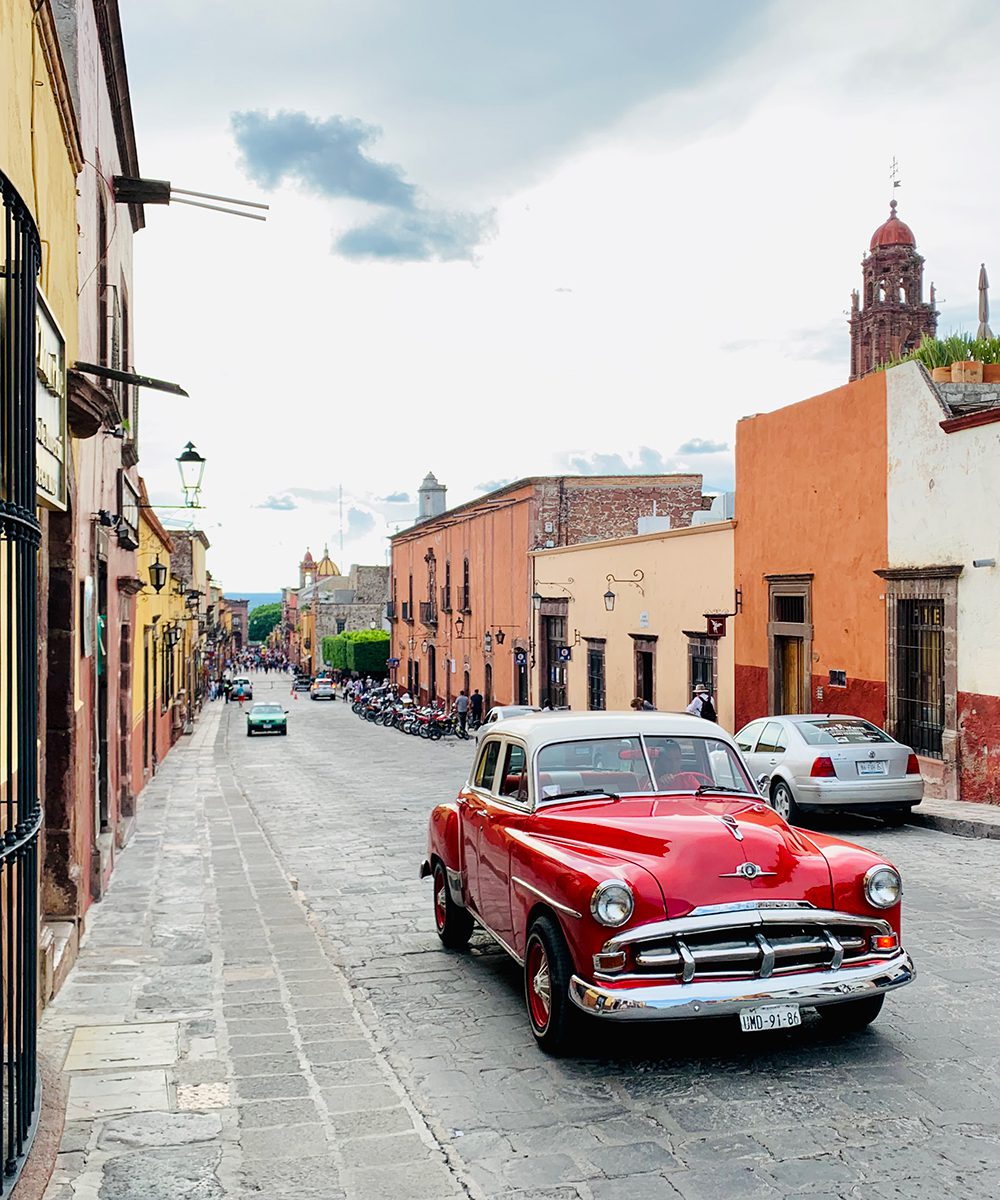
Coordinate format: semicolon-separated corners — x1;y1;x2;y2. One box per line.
475;741;502;790
645;737;756;794
735;720;766;753
756;722;787;754
537;738;653;798
797;719;893;745
498;744;528;801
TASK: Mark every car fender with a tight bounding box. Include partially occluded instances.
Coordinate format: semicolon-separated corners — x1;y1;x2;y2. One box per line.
425;803;465;905
801;830;903;937
507;835;667;966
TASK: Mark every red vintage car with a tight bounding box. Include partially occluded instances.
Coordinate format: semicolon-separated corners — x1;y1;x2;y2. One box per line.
422;713;914;1053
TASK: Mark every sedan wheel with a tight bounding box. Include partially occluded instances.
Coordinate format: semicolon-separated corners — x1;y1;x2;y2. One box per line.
523;915;580;1055
432;861;472;949
770;779;799;824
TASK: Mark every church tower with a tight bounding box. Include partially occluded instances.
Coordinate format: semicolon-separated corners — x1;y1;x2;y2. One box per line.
415;471;447;524
299;548;316;588
849;200;937;380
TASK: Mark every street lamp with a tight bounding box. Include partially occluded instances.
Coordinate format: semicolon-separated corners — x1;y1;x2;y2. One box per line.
149;555;168;593
604;588;616;612
531;591;542;612
454;614;464;637
176;442;206;507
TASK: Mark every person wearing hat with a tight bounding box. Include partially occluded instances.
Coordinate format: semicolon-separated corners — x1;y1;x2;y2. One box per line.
686;686;717;722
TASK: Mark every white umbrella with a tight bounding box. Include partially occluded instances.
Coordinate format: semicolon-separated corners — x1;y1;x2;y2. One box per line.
977;263;993;338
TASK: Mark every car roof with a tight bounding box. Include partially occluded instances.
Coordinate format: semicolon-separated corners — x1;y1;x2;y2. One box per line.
776;713;876;724
485;710;734;753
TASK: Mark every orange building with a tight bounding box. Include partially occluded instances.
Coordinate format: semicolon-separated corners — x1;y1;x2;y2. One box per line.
390;474;705;708
734;371;888;731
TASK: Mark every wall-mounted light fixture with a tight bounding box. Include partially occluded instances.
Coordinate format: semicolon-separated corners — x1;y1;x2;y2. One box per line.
603;570;644;612
532;578;575;610
149;555;168;593
973;558;996;568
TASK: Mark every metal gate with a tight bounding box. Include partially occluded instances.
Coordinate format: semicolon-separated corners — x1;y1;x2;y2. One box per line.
0;169;44;1189
897;598;945;758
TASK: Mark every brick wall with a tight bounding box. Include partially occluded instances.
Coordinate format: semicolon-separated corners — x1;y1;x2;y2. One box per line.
531;476;703;549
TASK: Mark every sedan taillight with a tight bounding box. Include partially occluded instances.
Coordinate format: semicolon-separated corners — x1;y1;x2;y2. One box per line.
905;753;920;775
809;756;837;778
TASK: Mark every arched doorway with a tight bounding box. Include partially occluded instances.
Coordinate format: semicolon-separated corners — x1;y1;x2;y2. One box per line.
484;663;493;712
427;645;437;703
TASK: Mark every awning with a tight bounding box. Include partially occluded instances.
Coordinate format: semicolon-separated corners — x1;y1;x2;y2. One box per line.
73;361;189;397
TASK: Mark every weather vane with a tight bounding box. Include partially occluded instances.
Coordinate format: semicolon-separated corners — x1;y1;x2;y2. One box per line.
889;156;901;192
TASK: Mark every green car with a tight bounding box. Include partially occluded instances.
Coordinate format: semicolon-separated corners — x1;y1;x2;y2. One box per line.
246;702;288;737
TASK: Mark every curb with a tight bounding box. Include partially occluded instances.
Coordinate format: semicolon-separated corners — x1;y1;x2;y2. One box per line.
908;810;1000;841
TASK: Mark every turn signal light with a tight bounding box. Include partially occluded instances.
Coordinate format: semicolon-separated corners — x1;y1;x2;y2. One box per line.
905;753;920;775
809;756;837;778
593;951;627;974
871;933;898;952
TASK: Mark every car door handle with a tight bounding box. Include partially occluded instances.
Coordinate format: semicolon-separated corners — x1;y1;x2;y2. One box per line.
768;757;779;765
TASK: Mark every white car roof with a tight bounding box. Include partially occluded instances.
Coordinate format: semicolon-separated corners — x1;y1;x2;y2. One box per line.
485;711;735;754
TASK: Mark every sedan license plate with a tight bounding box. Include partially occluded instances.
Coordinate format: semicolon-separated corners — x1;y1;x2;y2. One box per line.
857;760;888;776
739;1004;801;1033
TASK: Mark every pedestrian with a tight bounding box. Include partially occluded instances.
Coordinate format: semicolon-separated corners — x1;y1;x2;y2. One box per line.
455;690;470;735
470;688;483;728
630;696;655;711
686;686;717;722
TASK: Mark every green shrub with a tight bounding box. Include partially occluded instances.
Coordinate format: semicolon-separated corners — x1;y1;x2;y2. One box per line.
345;629;391;675
323;634;348;670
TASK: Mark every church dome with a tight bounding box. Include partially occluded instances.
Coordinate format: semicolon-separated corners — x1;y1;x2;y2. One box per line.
301;548;315;565
316;544;340;577
870;200;916;251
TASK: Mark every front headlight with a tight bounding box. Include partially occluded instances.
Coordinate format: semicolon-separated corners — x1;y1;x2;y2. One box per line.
864;865;901;908
590;880;634;927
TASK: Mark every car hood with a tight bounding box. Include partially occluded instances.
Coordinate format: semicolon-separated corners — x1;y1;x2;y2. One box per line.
529;795;833;917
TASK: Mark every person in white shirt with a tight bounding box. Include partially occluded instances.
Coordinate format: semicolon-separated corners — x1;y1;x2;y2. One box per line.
686;687;717;722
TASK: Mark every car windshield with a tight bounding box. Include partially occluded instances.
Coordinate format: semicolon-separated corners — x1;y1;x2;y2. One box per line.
252;704;283;714
796;719;892;745
536;736;755;801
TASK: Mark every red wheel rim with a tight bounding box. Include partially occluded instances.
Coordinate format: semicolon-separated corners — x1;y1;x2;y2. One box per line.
525;937;551;1032
433;867;447;933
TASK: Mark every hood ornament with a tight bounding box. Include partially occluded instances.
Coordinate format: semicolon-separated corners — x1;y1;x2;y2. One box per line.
715;814;744;843
720;861;776;881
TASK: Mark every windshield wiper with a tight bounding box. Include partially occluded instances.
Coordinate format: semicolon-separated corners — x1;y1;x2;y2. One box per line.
693;785;748;796
543;788;619;801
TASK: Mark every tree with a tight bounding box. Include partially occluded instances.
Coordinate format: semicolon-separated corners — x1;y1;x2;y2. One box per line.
247;602;282;644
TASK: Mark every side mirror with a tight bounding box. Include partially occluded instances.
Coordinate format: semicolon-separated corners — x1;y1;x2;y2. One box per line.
756;774;770;797
284;710;290;715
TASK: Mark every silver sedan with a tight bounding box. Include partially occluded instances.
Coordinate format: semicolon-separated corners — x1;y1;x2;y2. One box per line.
734;714;924;824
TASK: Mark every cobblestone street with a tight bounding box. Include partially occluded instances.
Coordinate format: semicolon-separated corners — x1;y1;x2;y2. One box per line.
42;677;1000;1199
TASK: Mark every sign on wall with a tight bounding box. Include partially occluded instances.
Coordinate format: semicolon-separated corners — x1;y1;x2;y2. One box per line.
35;290;67;510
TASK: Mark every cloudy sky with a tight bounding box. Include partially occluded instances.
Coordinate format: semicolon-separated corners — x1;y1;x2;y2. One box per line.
119;0;1000;592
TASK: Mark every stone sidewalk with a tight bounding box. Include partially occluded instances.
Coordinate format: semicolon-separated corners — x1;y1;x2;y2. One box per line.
911;795;1000;840
38;704;469;1200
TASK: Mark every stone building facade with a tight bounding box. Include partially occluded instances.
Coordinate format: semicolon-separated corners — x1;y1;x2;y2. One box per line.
304;564;391;660
849;200;938;380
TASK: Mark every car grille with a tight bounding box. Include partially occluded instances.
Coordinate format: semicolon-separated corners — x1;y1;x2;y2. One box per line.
609;909;893;983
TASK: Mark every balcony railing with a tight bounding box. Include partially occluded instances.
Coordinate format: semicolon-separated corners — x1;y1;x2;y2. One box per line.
386;600;396;621
420;601;438;627
441;586;452;613
459;586;471;613
401;601;413;623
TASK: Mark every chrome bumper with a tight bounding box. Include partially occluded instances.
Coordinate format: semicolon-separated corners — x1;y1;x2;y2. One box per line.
569;951;914;1020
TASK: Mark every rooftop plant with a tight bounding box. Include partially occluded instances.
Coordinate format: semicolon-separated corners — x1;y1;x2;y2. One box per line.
882;332;1000;371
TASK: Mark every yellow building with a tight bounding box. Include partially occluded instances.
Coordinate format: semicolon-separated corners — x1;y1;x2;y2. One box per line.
530;521;736;729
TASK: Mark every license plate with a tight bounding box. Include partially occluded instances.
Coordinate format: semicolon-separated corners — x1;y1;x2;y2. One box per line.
857;761;888;776
739;1004;801;1033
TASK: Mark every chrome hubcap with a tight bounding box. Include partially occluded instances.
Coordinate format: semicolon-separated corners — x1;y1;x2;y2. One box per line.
532;958;550;1009
774;788;790;817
